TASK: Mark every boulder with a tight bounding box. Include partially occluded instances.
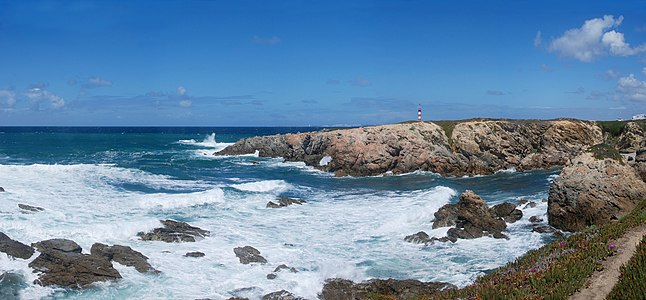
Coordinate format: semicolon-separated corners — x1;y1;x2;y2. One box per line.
451;191;506;238
262;290;303;300
274;264;298;273
529;216;544;223
432;204;458;229
548;151;646;232
404;231;454;244
90;243;157;273
523;201;537;209
18;204;44;213
319;278;457;300
532;225;563;237
233;246;267;264
138;220;210;243
0;232;34;259
490;202;523;223
184;251;205;258
0;187;4;192
266;196;306;208
28;239;121;288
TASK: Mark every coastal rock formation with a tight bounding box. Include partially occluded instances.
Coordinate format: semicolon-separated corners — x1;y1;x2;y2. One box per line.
548;151;646;232
266;196;306;208
233;246;267;264
29;239;121;288
634;149;646;181
490;202;523;223
217;119;602;177
0;232;34;259
90;243;157;273
616;122;645;152
433;190;507;240
262;290;303;300
319;278;457;300
138;220;210;243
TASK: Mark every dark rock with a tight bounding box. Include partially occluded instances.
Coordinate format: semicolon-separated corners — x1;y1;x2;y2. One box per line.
319;278;457;300
138;220;210;243
532;225;563;237
451;191;507;239
0;187;4;192
524;201;537;209
266;196;306;208
32;239;81;254
266;273;277;280
18;204;45;213
233;246;267;264
529;216;544;223
548;152;646;231
28;239;121;288
0;232;34;259
432;204;458;229
490;202;523;223
274;264;298;273
404;231;430;244
227;298;249;300
90;243;156;273
518;199;529;206
542;198;548;203
184;251;205;258
262;290;302;300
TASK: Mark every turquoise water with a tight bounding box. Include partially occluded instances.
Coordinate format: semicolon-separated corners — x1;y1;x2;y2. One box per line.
0;127;558;299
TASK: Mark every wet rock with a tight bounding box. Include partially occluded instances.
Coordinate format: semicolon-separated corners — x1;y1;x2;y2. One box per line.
227;298;249;300
18;204;45;213
451;191;506;239
274;264;298;273
266;196;306;208
0;232;34;259
28;239;121;288
490;202;523;223
524;201;537;209
548;151;646;231
518;199;529;206
138;220;210;243
233;246;267;264
319;278;457;300
184;251;205;258
532;225;563;237
0;187;4;192
262;290;303;300
404;231;454;244
266;273;277;280
529;216;544;223
90;243;157;273
432;204;458;229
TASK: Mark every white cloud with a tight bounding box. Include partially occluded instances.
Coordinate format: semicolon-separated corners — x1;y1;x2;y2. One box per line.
179;100;192;107
24;87;65;109
0;90;16;107
548;15;646;62
616;74;646;101
605;69;620;79
83;76;112;88
534;31;542;47
177;85;187;96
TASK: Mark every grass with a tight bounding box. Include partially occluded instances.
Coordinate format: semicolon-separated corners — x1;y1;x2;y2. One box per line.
367;199;646;300
587;143;624;162
606;235;646;300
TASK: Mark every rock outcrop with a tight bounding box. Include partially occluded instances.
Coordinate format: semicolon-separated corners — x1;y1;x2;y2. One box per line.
490;202;523;223
90;243;157;273
138;220;210;243
319;278;457;300
616;122;645;152
233;246;267;264
548;151;646;232
29;239;121;288
217;119;602;177
433;191;508;240
0;232;34;259
266;196;306;208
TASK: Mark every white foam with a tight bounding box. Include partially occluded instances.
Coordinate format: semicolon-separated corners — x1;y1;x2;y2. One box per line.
137;188;225;209
319;155;332;166
230;180;290;193
178;133;233;152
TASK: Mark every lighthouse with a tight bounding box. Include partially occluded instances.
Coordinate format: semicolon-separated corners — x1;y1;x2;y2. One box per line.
417;104;422;122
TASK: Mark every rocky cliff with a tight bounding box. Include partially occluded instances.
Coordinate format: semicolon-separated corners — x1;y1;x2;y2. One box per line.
217;119;603;177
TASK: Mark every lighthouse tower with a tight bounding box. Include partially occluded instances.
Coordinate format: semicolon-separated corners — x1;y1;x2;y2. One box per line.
417;104;422;122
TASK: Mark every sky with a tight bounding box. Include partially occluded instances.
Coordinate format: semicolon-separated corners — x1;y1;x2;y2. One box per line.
1;0;646;126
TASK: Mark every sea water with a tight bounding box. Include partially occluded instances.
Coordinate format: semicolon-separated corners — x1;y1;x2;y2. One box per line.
0;127;559;299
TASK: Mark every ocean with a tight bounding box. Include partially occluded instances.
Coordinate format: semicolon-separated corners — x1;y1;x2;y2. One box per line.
0;127;559;299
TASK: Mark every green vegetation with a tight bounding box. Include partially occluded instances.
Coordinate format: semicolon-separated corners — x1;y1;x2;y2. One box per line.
368;200;646;299
432;120;459;143
606;235;646;300
597;119;646;145
587;143;624;162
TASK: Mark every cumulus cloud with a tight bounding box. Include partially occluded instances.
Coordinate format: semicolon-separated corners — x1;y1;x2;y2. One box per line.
616;74;646;101
534;31;542;47
548;15;646;62
253;35;281;45
605;69;620;79
83;76;113;88
177;85;187;97
0;89;16;107
24;86;65;109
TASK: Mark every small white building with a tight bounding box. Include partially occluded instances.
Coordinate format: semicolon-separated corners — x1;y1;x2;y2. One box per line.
632;114;646;120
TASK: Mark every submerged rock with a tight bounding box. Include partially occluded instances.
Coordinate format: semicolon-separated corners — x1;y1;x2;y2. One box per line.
233;246;267;264
319;278;457;300
0;232;34;259
548;151;646;231
184;251;205;258
138;220;210;243
28;239;121;288
18;204;45;213
266;196;306;208
90;243;157;273
273;264;298;273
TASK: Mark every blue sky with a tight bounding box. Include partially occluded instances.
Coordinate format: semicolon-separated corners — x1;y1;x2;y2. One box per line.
1;0;646;126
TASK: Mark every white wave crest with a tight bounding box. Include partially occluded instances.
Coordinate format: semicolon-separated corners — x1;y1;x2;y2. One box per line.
230;180;290;193
178;133;233;152
137;188;225;209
